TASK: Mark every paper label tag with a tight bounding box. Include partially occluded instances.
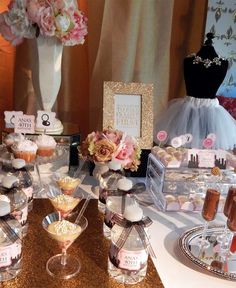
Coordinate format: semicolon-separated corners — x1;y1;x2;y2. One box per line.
118;248;148;271
14;115;35;134
171;137;182;148
22;186;33;201
188;149;227;169
185;133;193;143
36;110;56;129
156;131;167;142
0;247;12;268
207;133;216;142
4;111;23;128
203;138;214;149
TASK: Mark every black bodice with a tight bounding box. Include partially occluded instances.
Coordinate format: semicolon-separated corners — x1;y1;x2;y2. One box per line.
184;44;228;99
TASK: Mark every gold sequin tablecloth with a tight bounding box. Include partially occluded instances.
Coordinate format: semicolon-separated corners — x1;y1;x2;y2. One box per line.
2;199;164;288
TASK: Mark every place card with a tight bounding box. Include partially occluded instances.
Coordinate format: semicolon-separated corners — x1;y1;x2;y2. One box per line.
188;149;226;169
14;115;35;134
4;111;23;128
36;111;56;129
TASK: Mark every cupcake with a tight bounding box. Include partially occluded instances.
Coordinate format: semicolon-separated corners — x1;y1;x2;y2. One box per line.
35;134;57;157
12;139;38;163
3;133;24;152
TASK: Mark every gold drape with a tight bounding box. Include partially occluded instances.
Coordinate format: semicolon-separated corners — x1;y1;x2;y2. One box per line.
0;0;208;139
0;0;15;130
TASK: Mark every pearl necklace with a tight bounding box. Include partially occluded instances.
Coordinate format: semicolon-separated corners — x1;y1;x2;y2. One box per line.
187;53;225;68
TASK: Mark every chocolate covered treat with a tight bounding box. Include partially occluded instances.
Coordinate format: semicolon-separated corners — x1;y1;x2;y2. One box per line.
202;189;220;221
227;196;236;232
224;187;236;217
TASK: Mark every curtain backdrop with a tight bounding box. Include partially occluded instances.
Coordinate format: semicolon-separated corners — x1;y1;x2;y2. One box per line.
0;0;207;140
0;0;15;130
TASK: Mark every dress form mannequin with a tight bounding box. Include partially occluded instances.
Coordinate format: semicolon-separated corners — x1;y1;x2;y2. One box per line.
154;33;236;150
184;33;228;99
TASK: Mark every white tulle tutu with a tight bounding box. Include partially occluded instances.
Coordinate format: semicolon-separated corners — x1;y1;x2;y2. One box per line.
154;96;236;150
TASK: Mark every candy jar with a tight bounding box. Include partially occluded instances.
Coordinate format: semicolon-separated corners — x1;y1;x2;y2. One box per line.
98;160;124;214
11;159;34;212
1;176;28;237
108;205;153;284
103;178;134;239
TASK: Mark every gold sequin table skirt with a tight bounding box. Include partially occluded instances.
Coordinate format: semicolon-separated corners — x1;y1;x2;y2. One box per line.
1;199;164;288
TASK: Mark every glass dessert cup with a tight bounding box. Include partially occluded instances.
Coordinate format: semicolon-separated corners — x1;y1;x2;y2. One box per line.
53;171;86;196
42;212;88;279
47;185;84;219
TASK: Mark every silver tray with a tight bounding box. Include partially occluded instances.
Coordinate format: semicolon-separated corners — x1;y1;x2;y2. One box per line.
179;225;236;281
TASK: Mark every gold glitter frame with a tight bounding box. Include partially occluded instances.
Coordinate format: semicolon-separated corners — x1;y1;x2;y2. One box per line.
103;81;153;149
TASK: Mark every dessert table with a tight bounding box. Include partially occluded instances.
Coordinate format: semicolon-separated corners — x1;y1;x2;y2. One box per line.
1;199;163;288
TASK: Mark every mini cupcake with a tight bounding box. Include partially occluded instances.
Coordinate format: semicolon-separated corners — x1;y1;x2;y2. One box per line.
35;134;57;157
12;139;38;163
3;133;24;152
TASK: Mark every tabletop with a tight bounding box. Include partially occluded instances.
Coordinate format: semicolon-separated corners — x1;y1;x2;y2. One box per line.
1;199;163;288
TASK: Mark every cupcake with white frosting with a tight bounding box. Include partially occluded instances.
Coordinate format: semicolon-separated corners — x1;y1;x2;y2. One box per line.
3;133;24;152
35;134;57;157
12;139;38;163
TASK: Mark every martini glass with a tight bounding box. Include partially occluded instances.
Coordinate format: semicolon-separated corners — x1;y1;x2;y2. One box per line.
53;168;86;196
47;185;84;219
42;212;88;279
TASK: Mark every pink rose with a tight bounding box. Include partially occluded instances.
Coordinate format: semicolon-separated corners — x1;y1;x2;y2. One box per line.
61;11;87;46
114;136;136;167
38;7;55;37
27;0;43;23
103;129;123;145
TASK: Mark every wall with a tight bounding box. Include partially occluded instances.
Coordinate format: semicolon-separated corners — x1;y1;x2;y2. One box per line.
205;0;236;98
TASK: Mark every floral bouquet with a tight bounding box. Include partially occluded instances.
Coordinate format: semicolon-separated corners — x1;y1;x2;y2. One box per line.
0;0;87;46
80;128;141;172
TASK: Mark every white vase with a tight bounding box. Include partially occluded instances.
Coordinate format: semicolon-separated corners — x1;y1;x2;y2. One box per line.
35;35;64;134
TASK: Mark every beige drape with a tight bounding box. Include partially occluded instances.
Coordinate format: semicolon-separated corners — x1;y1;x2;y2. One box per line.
0;0;207;139
88;0;174;134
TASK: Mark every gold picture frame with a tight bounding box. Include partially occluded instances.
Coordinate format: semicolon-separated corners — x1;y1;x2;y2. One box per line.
103;81;153;149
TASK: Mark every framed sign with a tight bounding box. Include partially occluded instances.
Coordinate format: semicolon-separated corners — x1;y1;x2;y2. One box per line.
103;81;153;149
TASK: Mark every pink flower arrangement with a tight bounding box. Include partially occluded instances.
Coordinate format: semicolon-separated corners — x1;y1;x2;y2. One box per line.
80;128;141;171
0;0;87;46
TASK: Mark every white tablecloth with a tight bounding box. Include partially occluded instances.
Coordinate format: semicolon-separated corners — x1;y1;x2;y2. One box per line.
79;178;235;288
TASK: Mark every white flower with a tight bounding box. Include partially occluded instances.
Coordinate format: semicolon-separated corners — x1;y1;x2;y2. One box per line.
4;4;35;38
55;14;71;33
63;0;78;9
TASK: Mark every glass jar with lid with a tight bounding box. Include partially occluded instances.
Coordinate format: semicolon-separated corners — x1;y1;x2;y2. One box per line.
1;176;28;237
108;205;149;284
11;159;34;212
98;160;124;214
0;202;22;281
